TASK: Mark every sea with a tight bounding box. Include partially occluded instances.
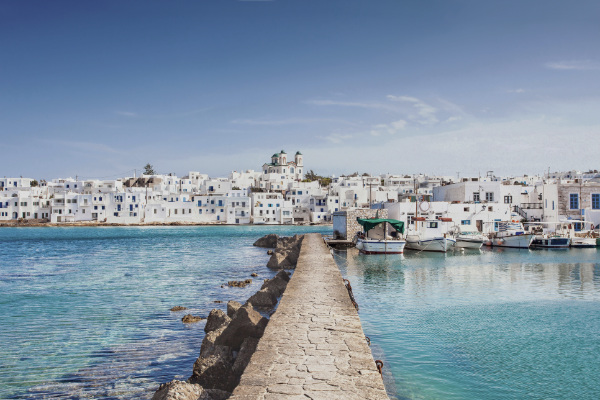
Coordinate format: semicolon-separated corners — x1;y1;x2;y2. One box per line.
1;226;599;400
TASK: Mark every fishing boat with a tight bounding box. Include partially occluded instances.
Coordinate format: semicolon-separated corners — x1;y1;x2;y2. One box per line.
526;220;596;248
405;217;456;252
531;235;570;249
454;231;486;249
487;221;534;249
564;220;597;248
355;218;406;254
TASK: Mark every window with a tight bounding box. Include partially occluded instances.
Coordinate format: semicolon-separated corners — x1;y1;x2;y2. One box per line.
570;193;579;209
463;207;470;212
427;221;438;228
574;222;582;231
592;194;600;209
461;220;471;225
473;192;480;202
485;192;494;202
504;195;512;204
552;200;555;210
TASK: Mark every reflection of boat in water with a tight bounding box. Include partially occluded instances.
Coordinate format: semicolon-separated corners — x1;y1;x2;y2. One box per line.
487;222;534;249
405;218;455;252
355;218;406;254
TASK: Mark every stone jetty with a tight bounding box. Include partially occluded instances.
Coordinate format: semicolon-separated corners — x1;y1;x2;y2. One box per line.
230;233;389;400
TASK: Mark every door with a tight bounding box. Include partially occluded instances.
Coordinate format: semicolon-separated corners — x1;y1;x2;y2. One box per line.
476;220;483;232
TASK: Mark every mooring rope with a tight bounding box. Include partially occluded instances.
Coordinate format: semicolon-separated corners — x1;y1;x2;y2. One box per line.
343;278;359;311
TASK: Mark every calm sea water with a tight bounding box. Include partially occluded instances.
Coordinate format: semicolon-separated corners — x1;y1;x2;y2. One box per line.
333;247;600;400
0;225;329;399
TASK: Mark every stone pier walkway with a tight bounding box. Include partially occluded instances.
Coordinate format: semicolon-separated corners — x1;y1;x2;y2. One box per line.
230;233;389;400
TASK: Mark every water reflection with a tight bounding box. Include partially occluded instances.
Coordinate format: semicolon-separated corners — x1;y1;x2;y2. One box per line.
333;247;600;400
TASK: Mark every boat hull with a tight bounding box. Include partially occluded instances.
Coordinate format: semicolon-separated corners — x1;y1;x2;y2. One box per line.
570;237;597;248
531;236;570;249
356;238;406;254
489;234;534;249
455;237;484;249
405;236;456;252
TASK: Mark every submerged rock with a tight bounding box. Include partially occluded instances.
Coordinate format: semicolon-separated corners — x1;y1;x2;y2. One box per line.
204;309;231;333
250;273;258;277
227;279;252;288
227;301;242;318
253;233;278;248
182;314;205;324
170;306;188;312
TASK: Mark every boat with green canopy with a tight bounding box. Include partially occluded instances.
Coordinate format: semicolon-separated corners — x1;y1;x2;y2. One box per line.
355;218;406;254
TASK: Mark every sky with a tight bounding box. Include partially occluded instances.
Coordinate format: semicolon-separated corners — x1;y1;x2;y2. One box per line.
1;0;600;180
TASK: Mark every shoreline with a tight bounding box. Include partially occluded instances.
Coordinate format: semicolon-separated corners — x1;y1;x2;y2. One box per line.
0;221;333;228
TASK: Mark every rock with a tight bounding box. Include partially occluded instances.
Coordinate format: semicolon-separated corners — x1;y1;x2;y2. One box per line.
227;301;242;318
215;303;268;349
274;269;290;282
266;235;303;269
246;288;278;308
152;380;205;400
199;325;228;358
189;349;236;392
213;300;223;303
232;337;259;376
227;279;252;288
253;233;278;248
203;389;231;400
170;306;188;312
250;273;258;277
182;314;204;323
204;309;231;333
266;250;273;255
260;276;288;297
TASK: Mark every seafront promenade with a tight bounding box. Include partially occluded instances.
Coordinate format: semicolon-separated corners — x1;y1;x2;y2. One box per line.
230;233;389;400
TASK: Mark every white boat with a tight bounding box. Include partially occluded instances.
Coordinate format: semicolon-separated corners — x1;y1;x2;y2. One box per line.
525;220;597;249
487;222;534;249
405;217;456;252
355;218;406;254
570;237;596;248
455;234;485;249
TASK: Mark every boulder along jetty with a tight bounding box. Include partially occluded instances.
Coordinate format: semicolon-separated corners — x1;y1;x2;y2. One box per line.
154;233;388;400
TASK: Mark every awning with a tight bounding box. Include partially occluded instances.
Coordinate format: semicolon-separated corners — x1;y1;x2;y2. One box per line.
356;218;405;234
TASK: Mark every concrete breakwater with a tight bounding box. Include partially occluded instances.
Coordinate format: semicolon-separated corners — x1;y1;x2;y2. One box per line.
231;233;388;400
154;233;387;400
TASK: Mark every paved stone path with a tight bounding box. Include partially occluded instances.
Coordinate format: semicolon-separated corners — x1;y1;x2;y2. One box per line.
230;233;389;400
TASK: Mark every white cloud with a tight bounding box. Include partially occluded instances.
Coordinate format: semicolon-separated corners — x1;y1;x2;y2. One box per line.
386;95;438;124
370;119;407;136
545;60;600;71
507;88;526;93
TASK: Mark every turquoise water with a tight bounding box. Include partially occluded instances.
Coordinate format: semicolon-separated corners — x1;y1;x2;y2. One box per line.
0;226;329;399
333;247;600;400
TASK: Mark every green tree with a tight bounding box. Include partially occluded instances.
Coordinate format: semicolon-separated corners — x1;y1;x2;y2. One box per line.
30;180;39;187
305;170;319;181
143;163;156;175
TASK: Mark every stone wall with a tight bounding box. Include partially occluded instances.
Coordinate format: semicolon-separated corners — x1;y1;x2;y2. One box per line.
345;208;388;240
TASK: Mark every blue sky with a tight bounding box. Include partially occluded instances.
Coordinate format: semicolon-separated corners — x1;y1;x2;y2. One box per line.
1;0;600;179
